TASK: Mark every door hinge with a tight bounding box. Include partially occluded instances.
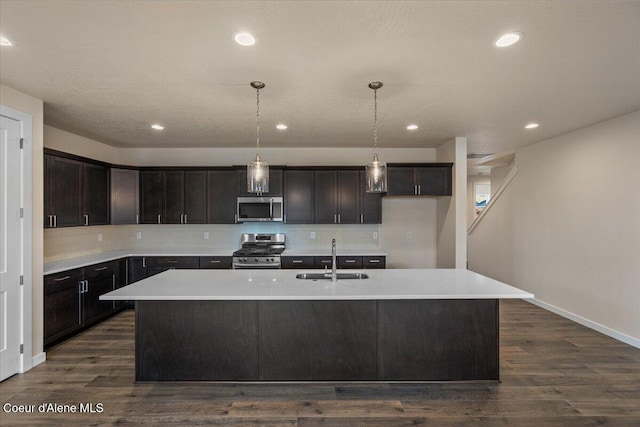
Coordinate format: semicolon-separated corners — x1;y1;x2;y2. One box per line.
20;344;24;354
20;138;24;149
20;275;24;286
20;207;24;218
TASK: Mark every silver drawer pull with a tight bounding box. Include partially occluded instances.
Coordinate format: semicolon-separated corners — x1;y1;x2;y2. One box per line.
368;259;381;263
210;260;221;263
345;260;356;263
54;275;71;282
95;266;108;271
292;260;303;263
167;260;178;264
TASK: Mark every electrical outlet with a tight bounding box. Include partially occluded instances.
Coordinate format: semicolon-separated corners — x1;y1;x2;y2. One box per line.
97;233;103;241
204;231;210;240
406;231;412;240
136;232;142;240
373;232;378;240
310;232;316;239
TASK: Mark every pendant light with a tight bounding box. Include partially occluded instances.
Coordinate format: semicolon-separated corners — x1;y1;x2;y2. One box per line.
365;81;387;192
247;81;269;193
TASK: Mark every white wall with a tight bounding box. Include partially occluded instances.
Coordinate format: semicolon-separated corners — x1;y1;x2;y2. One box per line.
1;84;45;361
469;110;640;346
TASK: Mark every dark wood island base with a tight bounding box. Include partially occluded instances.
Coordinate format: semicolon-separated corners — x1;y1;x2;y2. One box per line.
135;299;499;382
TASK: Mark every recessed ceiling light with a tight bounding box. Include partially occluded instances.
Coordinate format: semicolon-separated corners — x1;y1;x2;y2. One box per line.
524;123;539;129
151;124;165;130
233;31;256;46
406;124;419;130
0;35;14;47
493;32;523;48
276;124;288;130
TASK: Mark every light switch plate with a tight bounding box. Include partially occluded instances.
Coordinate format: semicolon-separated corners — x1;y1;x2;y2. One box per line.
204;232;210;240
136;232;142;240
373;232;378;240
310;232;316;239
97;233;103;241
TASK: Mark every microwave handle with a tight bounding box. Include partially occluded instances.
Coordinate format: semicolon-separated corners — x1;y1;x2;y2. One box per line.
269;199;273;219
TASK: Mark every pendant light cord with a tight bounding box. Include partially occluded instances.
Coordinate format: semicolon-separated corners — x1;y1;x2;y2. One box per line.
373;87;378;156
256;87;260;155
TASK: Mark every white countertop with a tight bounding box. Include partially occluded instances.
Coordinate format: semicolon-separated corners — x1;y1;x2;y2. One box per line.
100;268;533;301
44;248;387;275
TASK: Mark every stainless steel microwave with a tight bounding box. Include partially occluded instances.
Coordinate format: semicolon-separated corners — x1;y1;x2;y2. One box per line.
236;197;284;222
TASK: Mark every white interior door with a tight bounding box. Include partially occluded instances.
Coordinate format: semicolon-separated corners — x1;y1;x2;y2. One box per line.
0;116;22;381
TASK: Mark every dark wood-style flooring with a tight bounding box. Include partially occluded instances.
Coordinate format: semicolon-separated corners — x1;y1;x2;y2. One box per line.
1;300;639;426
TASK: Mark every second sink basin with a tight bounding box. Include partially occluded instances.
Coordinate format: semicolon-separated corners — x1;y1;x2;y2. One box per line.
296;273;369;280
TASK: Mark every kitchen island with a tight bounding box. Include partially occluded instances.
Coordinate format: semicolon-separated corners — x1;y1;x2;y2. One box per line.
101;269;533;382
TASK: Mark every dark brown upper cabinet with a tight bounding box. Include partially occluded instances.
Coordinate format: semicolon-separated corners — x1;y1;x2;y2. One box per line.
44;153;109;228
359;170;382;224
386;164;453;196
140;170;207;224
315;170;361;224
236;167;283;197
283;169;315;224
111;168;139;224
207;170;237;224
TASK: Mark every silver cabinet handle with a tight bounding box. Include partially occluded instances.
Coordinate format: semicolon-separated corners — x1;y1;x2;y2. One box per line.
234;214;238;223
369;259;381;263
210;260;221;264
54;275;71;282
283;213;287;223
338;214;341;224
136;214;139;224
53;215;57;227
269;199;273;219
360;214;363;224
48;215;53;227
418;184;421;195
414;185;418;195
142;257;146;268
158;214;161;224
181;214;184;224
84;214;89;226
78;283;83;323
95;266;108;271
345;259;356;263
334;214;337;224
184;214;187;224
292;260;303;264
166;260;178;264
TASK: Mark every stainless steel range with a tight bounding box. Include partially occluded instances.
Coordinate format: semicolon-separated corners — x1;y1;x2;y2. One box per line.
232;233;285;269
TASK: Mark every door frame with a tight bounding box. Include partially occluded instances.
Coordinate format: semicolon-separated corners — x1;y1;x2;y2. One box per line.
1;105;33;373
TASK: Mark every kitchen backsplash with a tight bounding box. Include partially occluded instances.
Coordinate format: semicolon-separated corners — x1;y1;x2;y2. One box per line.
44;223;381;262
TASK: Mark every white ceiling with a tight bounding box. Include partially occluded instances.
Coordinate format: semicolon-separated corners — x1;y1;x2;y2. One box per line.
1;1;639;154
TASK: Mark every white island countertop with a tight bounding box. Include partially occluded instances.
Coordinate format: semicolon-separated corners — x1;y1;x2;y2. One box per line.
100;268;533;301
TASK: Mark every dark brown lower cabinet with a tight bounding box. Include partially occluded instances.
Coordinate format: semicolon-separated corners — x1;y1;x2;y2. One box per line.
44;261;127;349
135;299;499;382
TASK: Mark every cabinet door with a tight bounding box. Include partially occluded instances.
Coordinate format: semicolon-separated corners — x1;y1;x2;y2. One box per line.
111;169;139;224
386;167;416;196
284;170;315;224
44;270;83;347
363;256;386;269
83;263;117;325
128;257;148;283
83;163;109;225
140;171;163;223
359;170;382;224
416;166;452;196
315;170;337;224
337;170;360;224
48;156;83;227
163;170;184;224
207;170;237;224
184;171;207;224
237;168;283;197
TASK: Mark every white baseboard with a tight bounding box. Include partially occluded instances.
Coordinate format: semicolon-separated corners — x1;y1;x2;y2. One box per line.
526;298;640;349
32;352;46;367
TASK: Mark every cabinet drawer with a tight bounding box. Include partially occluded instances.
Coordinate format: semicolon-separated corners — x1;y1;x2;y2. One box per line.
363;256;386;269
83;260;117;279
314;256;333;268
338;256;363;269
199;256;232;269
44;269;84;295
146;256;199;269
281;256;315;269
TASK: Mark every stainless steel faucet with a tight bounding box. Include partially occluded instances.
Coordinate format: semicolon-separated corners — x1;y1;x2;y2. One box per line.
331;238;337;282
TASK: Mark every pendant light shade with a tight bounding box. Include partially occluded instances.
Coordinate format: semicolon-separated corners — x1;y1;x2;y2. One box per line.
365;81;387;193
247;81;269;193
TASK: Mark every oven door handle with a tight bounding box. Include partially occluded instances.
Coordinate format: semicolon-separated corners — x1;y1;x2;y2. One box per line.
269;199;274;219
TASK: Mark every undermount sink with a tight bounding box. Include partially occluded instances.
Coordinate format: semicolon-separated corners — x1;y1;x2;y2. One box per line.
295;273;369;280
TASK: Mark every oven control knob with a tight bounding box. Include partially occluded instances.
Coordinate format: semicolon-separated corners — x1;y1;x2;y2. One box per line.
254;258;259;262
242;258;247;262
